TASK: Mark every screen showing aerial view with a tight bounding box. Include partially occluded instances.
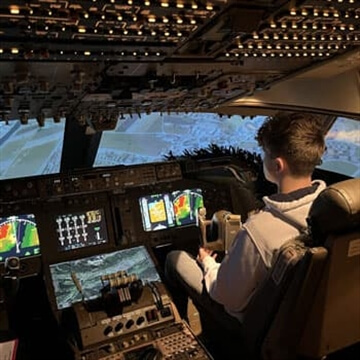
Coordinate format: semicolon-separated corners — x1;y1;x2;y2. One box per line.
55;208;108;252
139;188;204;232
0;214;41;262
1;114;359;179
49;245;160;310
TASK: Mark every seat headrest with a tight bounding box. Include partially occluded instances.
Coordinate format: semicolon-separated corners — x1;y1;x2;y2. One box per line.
307;178;360;245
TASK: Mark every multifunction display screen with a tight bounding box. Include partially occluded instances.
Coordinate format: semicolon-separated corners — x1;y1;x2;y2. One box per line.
0;214;41;262
139;188;204;232
55;208;108;252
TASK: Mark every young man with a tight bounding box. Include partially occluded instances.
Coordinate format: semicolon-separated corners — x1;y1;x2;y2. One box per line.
164;112;327;329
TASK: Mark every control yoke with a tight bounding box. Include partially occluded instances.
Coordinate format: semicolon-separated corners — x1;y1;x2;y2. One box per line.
198;207;242;252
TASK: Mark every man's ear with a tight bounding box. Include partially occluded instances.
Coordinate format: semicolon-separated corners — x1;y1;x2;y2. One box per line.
275;157;286;173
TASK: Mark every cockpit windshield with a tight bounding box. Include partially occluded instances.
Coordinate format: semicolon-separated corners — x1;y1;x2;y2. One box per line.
0;114;358;180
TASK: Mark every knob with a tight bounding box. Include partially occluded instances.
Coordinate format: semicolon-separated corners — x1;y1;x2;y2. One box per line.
103;325;113;336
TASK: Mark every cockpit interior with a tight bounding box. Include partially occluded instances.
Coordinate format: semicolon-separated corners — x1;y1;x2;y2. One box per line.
0;1;359;360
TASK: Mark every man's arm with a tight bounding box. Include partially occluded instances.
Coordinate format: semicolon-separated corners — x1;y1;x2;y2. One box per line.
200;230;266;313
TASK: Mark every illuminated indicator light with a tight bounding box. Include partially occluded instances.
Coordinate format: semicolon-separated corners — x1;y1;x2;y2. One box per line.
177;18;183;24
101;15;105;20
84;13;89;19
290;9;296;15
133;16;137;21
78;27;86;33
133;52;137;56
62;27;66;31
60;51;64;54
190;19;196;24
301;9;308;16
238;44;244;49
192;3;198;9
123;30;128;35
161;2;169;7
145;52;149;56
148;17;156;23
165;31;170;36
163;17;169;23
156;52;161;56
151;31;156;36
206;5;213;11
253;32;259;39
84;51;91;56
225;53;230;57
10;7;20;15
262;53;267;57
0;49;3;54
145;1;151;6
117;15;123;21
281;23;287;28
11;48;19;54
128;0;133;4
109;29;113;34
138;30;143;35
177;3;184;9
270;22;276;28
177;32;182;37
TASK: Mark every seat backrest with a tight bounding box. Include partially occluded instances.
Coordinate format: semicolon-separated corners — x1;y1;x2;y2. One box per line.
298;178;360;358
241;239;328;360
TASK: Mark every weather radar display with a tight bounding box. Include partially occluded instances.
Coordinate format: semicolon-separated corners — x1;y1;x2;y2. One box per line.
0;214;41;262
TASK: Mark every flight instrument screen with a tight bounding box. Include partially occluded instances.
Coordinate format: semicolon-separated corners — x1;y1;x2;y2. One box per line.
55;208;108;252
139;188;204;232
0;214;41;262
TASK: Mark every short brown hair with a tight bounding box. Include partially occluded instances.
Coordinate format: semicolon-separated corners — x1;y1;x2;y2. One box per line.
256;112;326;176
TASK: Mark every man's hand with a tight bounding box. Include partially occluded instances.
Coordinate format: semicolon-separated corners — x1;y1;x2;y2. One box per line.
197;246;217;264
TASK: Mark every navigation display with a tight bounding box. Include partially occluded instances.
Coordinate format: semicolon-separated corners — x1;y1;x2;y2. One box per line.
49;245;160;310
55;208;108;252
139;188;204;232
0;214;41;262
